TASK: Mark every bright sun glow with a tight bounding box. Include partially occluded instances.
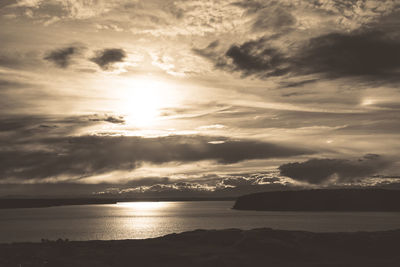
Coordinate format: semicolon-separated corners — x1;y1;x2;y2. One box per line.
119;77;170;127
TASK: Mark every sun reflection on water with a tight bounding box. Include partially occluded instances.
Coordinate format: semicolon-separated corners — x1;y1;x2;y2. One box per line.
116;201;171;211
114;202;176;237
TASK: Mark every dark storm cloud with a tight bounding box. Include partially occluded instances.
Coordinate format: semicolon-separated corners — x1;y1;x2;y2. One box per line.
0;135;313;180
44;46;81;68
199;13;400;82
295;30;400;79
90;48;126;70
193;38;290;77
224;37;290;77
279;154;393;184
219;29;400;80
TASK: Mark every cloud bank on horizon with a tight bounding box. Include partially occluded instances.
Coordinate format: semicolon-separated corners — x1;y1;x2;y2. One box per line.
0;0;399;196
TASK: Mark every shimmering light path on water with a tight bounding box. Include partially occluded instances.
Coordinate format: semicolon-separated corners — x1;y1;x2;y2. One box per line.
1;201;399;243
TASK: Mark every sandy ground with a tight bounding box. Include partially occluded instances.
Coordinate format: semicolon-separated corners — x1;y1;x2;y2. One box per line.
1;228;399;267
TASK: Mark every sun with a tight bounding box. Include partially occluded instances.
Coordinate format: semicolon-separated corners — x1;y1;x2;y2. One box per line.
120;77;168;127
105;75;182;129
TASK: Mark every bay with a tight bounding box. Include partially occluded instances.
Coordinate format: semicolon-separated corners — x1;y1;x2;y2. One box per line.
1;201;399;243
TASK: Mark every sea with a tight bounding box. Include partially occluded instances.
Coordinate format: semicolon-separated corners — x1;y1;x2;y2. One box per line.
1;201;399;243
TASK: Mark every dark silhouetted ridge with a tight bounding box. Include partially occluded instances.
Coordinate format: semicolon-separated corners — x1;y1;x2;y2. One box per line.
233;189;400;211
1;228;400;266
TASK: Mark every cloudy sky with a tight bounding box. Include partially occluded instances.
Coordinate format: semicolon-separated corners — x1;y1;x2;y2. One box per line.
1;0;400;197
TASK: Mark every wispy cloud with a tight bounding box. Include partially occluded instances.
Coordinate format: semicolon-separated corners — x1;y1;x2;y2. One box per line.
44;45;83;68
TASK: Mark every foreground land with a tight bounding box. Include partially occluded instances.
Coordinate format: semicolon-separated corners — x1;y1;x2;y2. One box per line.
1;228;399;267
234;189;400;211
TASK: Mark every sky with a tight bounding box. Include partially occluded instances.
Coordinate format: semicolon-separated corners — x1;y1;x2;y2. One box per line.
0;0;400;197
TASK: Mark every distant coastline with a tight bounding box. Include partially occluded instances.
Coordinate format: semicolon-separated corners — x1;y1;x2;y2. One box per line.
0;198;118;209
0;197;235;209
233;189;400;211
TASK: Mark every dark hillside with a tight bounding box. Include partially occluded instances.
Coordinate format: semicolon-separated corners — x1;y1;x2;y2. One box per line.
1;228;399;267
233;189;400;211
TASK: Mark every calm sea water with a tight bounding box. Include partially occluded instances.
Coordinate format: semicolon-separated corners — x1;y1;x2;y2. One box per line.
1;201;399;243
